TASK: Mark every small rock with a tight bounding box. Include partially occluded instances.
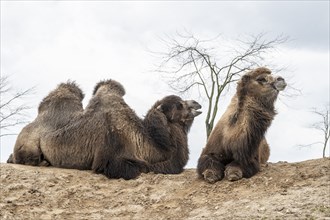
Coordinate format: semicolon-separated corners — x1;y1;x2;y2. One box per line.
48;183;55;187
258;207;266;212
275;207;285;212
286;209;294;214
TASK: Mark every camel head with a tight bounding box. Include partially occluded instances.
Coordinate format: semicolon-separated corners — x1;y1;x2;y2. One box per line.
156;95;202;128
237;67;286;107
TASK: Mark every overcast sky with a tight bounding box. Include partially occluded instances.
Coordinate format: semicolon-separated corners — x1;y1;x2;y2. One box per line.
1;1;329;167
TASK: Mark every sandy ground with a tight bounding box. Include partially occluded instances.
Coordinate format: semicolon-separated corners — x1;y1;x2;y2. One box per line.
0;158;329;220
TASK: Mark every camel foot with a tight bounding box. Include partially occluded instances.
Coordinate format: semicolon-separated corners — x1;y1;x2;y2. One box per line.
225;166;243;181
202;169;223;184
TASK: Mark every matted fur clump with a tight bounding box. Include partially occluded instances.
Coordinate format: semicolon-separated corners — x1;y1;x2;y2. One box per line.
8;79;202;180
197;67;286;183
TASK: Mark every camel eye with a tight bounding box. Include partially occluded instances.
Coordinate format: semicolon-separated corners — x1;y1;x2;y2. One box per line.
257;77;267;83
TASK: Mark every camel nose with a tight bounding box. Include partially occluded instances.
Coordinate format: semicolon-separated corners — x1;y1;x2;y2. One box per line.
274;76;287;91
276;76;285;82
186;100;202;110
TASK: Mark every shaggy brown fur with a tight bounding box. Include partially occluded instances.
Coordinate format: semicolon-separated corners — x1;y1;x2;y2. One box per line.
91;94;202;178
197;67;286;183
7;81;84;165
38;79;150;179
8;80;202;180
143;96;202;174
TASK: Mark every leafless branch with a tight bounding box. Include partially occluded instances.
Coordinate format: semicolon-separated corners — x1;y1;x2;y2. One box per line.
0;75;34;137
153;31;289;138
297;142;324;149
298;104;330;158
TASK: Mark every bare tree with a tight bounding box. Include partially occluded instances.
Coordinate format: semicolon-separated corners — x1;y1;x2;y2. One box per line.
302;105;329;158
154;32;288;138
0;75;34;137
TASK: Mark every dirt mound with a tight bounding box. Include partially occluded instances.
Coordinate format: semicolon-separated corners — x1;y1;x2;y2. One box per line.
1;158;329;219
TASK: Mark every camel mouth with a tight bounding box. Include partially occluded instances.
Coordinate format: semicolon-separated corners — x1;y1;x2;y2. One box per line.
191;109;202;117
271;84;280;92
275;83;287;91
271;82;286;92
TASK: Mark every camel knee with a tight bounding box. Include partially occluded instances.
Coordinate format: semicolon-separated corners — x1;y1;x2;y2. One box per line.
197;154;225;183
13;145;44;166
93;157;147;180
227;160;259;179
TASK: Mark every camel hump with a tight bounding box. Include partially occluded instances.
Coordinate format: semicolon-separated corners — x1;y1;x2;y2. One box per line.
58;81;85;100
93;79;125;97
38;81;84;113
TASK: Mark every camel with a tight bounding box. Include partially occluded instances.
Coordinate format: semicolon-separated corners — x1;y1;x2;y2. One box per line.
8;79;202;180
197;67;286;183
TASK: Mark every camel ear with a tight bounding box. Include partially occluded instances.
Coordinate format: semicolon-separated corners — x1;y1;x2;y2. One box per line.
241;75;250;84
156;104;163;112
237;74;250;94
